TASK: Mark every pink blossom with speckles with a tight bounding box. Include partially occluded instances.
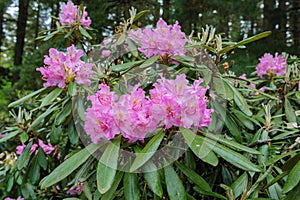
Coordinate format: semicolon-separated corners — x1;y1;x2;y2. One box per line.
59;1;91;29
256;53;286;77
37;45;93;88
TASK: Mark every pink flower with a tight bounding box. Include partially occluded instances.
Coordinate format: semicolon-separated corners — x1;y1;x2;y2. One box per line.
37;45;93;88
239;74;256;89
16;143;38;155
59;1;91;29
67;182;83;195
4;197;24;200
38;139;55;155
256;53;286;77
129;19;187;58
102;50;111;57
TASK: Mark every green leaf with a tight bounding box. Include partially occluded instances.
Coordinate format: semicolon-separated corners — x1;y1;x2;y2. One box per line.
37;148;47;170
42;30;60;41
133;10;150;22
218;31;271;55
224;113;242;142
50;126;63;145
79;26;92;39
55;101;72;125
40;88;63;107
110;60;144;72
127;39;138;57
283;160;300;193
284;97;297;122
130;130;165;172
143;163;163;197
28;157;40;184
27;105;59;132
17;142;32;170
124;173;141;200
116;33;126;45
223;78;252;116
181;128;218;166
203;132;261;154
231;172;248;198
68;121;78;145
83;182;93;200
0;129;22;143
40;143;100;188
20;132;28;143
139;55;160;69
181;128;261;172
175;162;211;192
68;81;77;97
97;139;120;194
164;164;187;200
8;87;47;107
258;130;269;163
102;171;124;200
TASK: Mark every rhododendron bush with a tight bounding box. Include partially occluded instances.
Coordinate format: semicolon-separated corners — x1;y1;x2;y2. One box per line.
1;2;299;200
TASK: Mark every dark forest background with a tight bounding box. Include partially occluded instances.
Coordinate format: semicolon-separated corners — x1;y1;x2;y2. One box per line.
0;0;299;115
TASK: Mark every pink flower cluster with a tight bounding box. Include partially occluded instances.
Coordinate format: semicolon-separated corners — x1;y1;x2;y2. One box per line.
59;1;91;29
84;74;213;143
16;139;56;156
129;19;187;58
256;53;286;77
37;45;93;88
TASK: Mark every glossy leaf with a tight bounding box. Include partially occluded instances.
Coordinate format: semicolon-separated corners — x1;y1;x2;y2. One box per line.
110;60;144;72
164;164;187;200
97;139;120;194
231;172;248;198
8;87;47;107
130;131;165;172
40;143;100;188
284;97;297;122
283;160;300;193
143;162;163;197
102;171;124;200
40;87;63;107
124;173;141;200
139;55;160;69
17;142;32;170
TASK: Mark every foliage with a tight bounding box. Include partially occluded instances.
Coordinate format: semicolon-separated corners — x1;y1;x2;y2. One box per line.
1;2;300;200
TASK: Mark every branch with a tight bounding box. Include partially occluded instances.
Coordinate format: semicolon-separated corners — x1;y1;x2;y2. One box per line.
247;134;300;147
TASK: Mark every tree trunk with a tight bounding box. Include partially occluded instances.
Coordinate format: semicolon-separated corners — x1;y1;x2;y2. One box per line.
34;1;40;49
263;0;276;31
13;0;30;83
290;0;300;52
162;0;170;22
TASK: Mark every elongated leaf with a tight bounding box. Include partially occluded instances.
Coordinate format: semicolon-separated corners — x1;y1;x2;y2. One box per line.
40;88;63;107
164;165;187;200
17;142;32;170
231;172;248;198
139;55;160;69
110;60;144;72
225;113;242;142
124;173;141;200
40;143;100;188
97;139;120;194
79;26;92;39
68;81;77;96
55;101;72;125
283;160;300;193
218;31;271;55
27;105;59;132
102;171;124;200
8;87;47;107
28;157;40;184
116;33;126;45
181;128;261;172
130;131;165;172
285;97;297;122
143;162;163;197
223;78;252;116
175;162;211;192
133;10;150;22
0;129;22;143
203;132;261;154
181;128;218;166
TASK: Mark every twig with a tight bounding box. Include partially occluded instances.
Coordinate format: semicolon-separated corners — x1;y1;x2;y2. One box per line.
247;134;300;147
